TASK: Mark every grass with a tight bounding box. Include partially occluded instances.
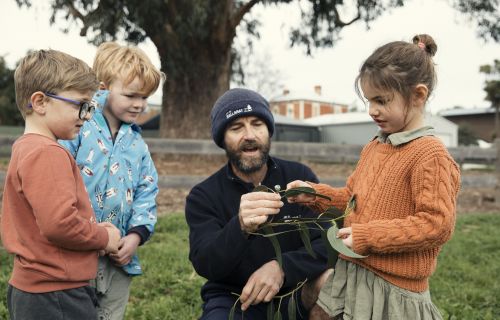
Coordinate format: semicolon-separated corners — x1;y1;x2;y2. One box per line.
1;213;499;319
431;213;500;319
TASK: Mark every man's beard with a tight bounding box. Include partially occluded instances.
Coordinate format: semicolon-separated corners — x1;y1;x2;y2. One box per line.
226;139;270;174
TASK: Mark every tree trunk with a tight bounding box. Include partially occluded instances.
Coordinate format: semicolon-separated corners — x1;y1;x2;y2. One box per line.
151;1;236;139
495;137;500;204
159;65;231;139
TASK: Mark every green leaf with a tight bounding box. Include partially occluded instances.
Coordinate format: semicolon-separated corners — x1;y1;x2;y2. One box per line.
298;224;317;259
274;310;283;320
253;229;297;237
287;293;296;320
346;195;356;214
263;225;283;268
267;301;275;320
320;230;338;268
229;297;239;320
282;187;331;200
326;225;367;258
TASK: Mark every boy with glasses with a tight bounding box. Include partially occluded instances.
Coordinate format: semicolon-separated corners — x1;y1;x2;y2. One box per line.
1;49;121;320
59;42;164;320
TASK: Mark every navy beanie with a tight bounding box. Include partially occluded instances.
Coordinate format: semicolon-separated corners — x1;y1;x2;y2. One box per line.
210;88;275;148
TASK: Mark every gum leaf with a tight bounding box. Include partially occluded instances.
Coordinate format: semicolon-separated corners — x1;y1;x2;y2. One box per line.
326;225;367;259
282;187;331;200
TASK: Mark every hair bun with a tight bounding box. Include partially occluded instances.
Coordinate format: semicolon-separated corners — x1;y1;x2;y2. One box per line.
412;34;437;57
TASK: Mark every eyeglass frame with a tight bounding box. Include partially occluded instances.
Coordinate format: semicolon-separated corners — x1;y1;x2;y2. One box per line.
27;92;97;120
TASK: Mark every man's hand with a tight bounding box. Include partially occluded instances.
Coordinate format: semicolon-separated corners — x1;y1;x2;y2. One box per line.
239;191;283;233
109;233;141;266
99;222;121;254
239;260;284;311
286;180;316;204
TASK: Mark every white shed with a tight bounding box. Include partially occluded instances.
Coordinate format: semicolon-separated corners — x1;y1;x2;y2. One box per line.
304;112;458;147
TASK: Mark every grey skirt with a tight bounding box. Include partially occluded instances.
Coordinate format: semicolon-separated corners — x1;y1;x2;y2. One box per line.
316;259;443;320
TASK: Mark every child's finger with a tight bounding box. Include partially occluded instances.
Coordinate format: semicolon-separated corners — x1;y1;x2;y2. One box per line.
336;227;352;238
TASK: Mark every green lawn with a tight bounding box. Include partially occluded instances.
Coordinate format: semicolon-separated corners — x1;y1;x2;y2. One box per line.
1;213;499;319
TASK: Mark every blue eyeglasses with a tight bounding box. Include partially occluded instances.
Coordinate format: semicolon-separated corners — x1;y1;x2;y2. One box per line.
28;92;96;120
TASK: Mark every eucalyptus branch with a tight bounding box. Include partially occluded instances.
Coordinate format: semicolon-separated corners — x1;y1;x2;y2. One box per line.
273;279;306;299
229;280;307;320
251;184;365;260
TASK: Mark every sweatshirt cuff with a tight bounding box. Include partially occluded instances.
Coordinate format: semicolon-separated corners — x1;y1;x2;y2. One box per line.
95;225;110;250
128;226;151;246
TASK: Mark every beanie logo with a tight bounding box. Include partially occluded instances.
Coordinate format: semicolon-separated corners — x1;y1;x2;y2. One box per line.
226;104;253;119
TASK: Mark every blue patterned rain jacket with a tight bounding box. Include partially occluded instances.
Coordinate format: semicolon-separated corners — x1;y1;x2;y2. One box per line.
59;90;158;276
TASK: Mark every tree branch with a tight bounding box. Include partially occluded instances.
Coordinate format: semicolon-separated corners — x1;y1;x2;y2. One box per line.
331;2;361;27
231;0;261;30
60;0;89;36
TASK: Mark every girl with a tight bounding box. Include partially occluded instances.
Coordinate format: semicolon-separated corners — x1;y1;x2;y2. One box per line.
287;34;460;320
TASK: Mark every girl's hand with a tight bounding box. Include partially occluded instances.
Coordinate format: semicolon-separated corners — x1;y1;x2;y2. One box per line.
286;180;316;204
337;227;353;249
109;233;141;266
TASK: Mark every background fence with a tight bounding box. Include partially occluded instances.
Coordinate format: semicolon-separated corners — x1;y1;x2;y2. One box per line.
0;135;498;190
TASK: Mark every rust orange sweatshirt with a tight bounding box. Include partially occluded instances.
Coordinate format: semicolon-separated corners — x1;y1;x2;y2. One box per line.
1;134;109;293
309;136;460;292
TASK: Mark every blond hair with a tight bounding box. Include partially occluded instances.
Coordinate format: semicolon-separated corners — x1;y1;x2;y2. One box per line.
93;42;165;95
14;49;99;118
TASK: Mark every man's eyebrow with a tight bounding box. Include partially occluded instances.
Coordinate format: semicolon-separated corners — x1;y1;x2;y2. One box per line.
228;120;243;126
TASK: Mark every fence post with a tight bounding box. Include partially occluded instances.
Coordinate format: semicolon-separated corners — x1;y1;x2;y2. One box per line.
496;138;500;204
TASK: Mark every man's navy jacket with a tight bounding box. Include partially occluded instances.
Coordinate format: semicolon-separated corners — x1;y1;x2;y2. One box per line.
185;156;334;302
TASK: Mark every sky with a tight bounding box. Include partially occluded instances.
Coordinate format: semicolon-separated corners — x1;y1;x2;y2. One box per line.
1;0;499;114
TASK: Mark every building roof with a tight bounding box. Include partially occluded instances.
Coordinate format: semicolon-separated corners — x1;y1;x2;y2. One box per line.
439;107;495;117
271;93;342;105
302;112;457;128
273;114;316;126
139;112;317;130
303;112;372;126
270;86;348;106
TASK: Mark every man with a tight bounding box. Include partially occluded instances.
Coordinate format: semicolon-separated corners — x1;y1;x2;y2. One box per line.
185;88;334;319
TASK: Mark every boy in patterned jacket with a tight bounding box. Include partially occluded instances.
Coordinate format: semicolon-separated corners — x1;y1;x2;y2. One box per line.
59;42;164;320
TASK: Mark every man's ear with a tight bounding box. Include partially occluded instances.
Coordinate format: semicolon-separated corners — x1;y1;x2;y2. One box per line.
30;91;47;115
413;84;429;107
99;82;108;90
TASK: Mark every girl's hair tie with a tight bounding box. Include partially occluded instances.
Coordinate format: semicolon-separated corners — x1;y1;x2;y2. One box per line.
417;42;426;50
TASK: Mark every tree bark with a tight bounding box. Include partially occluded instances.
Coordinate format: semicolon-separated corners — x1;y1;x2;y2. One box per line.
160;58;230;138
146;0;242;139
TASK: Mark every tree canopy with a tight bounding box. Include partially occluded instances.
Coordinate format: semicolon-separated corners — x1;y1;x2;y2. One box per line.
451;0;500;42
14;0;500;138
0;57;23;126
479;59;500;138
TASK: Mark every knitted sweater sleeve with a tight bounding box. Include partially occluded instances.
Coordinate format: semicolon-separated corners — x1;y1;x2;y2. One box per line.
352;154;461;255
307;172;355;214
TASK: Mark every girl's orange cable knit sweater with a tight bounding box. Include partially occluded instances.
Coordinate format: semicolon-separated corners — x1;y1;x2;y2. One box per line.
309;136;461;292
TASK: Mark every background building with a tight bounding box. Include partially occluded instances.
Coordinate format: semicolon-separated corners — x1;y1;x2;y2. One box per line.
304;112;458;147
270;85;348;120
439;107;496;142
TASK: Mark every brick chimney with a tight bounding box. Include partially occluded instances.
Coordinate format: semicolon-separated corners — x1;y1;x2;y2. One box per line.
314;85;322;95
